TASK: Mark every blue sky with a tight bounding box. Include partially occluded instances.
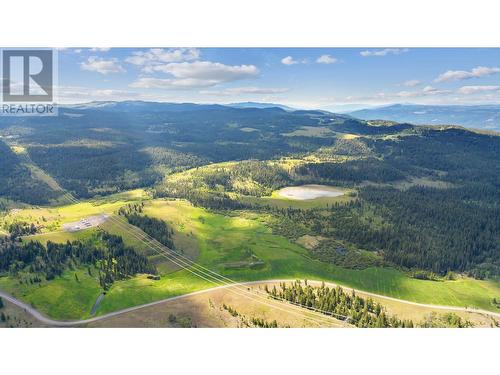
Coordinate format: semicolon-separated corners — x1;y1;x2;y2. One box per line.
57;48;500;110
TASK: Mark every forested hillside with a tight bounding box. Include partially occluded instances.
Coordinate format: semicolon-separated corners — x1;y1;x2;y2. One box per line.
1;102;498;279
0;140;59;204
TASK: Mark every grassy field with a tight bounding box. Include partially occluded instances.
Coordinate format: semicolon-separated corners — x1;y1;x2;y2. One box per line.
24;227;96;244
89;280;498;328
0;188;149;233
0;268;101;320
94;199;500;315
1;196;499;320
282;126;334;137
88;281;346;328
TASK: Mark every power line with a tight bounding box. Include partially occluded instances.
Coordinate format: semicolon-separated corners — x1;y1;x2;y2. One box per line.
110;213;352;324
62;193;348;326
24;168;350;327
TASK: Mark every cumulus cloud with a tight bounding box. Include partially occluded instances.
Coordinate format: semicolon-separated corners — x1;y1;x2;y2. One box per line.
199;86;289;96
150;61;258;80
281;56;299;65
90;47;111;52
316;54;338;64
403;79;421;87
80;56;125;74
126;48;201;67
360;48;409;57
435;66;500;82
457;85;500;94
130;61;259;89
281;56;309;65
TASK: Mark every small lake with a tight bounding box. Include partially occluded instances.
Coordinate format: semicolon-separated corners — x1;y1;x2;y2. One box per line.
277;185;344;200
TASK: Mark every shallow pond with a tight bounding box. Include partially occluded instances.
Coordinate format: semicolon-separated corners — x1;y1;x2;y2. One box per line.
276;185;344;200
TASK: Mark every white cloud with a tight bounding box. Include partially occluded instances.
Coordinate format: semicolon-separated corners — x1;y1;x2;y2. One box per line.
199;86;289;96
344;85;451;103
281;56;299;65
130;78;219;89
422;85;441;93
57;85;140;103
395;86;450;97
151;61;258;80
435;66;500;82
281;56;309;65
457;85;500;94
90;47;111;52
403;79;421;87
360;48;409;57
130;61;259;89
316;54;338;64
390;85;500;98
80;56;125;74
126;48;201;67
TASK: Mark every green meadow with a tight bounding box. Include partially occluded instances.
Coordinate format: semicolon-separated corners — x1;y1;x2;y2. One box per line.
96;199;500;315
1;197;498;320
0;268;101;320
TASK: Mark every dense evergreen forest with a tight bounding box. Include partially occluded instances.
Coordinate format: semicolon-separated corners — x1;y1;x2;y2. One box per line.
297;159;407;184
0;231;156;289
359;185;499;276
268;184;499;277
0;140;60;204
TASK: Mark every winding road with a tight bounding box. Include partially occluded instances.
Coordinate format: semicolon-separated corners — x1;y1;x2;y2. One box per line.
1;279;499;327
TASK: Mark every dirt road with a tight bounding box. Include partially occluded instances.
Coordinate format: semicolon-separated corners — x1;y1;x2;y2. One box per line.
1;279;499;327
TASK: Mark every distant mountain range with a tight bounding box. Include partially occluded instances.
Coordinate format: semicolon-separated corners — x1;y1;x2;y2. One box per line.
62;101;500;132
349;104;500;131
227;102;295;111
64;100;295;113
66;101;227;112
